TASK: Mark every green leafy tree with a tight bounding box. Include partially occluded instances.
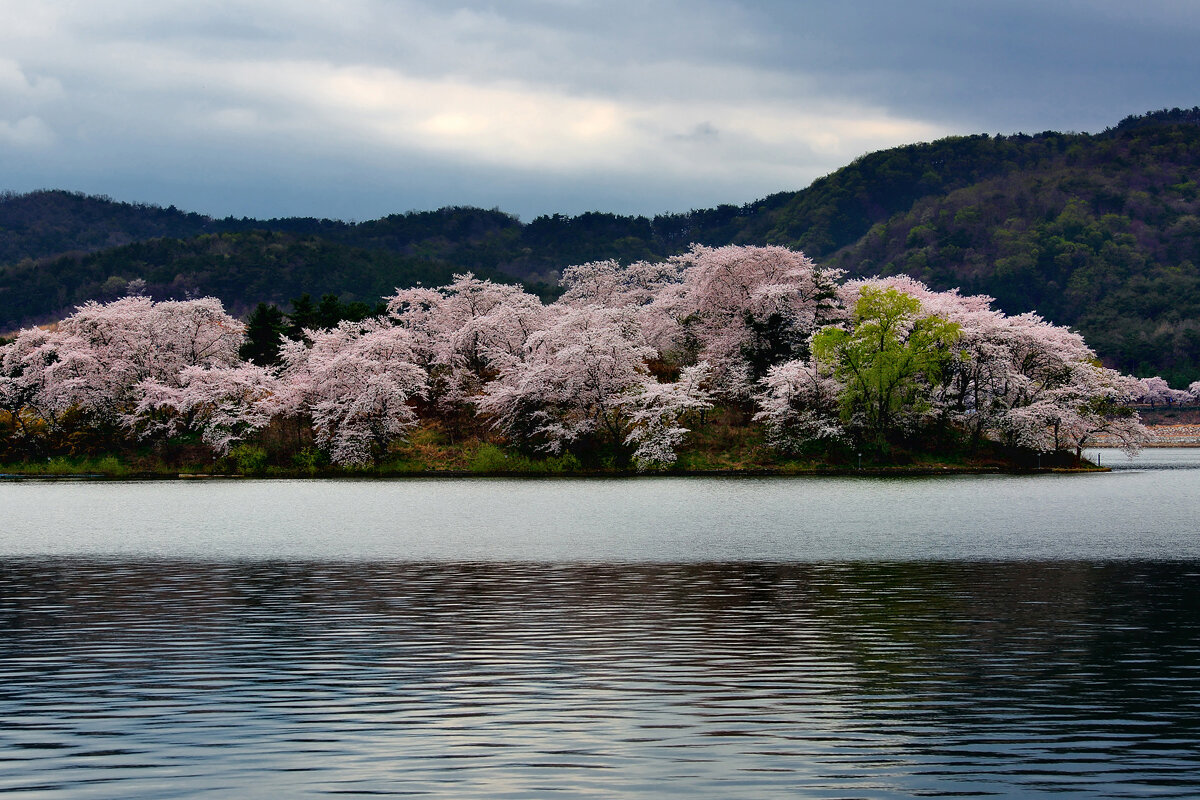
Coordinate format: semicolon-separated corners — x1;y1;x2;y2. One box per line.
812;286;960;450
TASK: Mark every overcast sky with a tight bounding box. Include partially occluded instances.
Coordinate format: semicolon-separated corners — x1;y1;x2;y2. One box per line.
2;1;1197;221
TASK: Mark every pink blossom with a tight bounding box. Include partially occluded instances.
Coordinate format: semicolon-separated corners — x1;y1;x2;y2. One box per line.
273;319;428;465
132;364;278;453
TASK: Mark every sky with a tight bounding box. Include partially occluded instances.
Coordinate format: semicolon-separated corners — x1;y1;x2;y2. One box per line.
2;1;1198;221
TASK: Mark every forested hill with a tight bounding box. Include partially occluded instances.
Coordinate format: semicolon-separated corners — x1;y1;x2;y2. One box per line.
2;108;1199;383
821;113;1200;387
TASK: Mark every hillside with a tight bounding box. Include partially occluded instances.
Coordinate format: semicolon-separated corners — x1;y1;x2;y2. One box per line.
2;108;1199;383
821;119;1200;386
0;230;529;324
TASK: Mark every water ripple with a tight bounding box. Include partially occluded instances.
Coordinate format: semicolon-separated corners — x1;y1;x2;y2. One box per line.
1;560;1199;797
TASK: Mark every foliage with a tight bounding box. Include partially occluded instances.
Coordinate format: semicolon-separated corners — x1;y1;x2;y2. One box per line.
466;443;583;474
291;446;327;474
824;120;1200;385
229;444;269;475
0;229;522;333
467;443;511;473
811;286;961;449
759;275;1153;457
0;454;131;477
2;245;1168;473
240;303;289;366
0;190;227;265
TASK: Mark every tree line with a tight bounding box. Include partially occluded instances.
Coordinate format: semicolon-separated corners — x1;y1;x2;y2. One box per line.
4;245;1183;472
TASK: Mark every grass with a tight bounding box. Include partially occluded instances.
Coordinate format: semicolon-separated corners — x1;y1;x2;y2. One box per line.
0;455;132;477
672;410;780;471
466;444;583;475
1;418;1104;479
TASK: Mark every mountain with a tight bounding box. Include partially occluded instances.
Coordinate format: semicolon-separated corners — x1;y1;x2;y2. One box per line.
3;108;1199;384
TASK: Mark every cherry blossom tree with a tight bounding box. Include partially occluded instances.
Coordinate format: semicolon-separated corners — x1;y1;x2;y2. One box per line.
387;274;547;412
657;244;844;399
47;296;245;423
272;320;428;466
753;359;845;453
475;297;718;466
0;327;68;452
130;364;278;454
559;258;684;309
2;296;247;454
476;304;656;455
620;362;713;470
967;316;1143;454
1133;376;1193;406
999;362;1146;455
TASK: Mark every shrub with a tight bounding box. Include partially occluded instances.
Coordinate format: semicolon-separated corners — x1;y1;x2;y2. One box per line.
230;444;269;475
468;443;511;473
291;446;326;474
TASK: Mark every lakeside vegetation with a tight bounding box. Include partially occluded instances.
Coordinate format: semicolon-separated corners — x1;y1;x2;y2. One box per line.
0;419;1103;479
2;245;1163;477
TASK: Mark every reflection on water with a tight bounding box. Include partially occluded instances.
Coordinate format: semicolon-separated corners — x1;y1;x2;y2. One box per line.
3;559;1199;798
1087;446;1200;470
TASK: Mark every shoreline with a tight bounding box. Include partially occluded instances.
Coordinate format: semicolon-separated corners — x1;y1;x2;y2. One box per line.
1092;424;1200;447
0;464;1110;481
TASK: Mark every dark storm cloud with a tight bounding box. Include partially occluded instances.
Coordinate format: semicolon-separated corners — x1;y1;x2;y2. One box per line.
737;0;1200;131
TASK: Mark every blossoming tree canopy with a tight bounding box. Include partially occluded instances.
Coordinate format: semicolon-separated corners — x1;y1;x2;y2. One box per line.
2;296;244;426
475;304;656;455
756;275;1150;457
132;363;278;454
1134;376;1194;406
387;274;548;409
659;244;844;398
272;319;428;466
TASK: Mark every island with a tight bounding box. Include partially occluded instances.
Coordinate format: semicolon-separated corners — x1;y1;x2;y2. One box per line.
5;244;1185;478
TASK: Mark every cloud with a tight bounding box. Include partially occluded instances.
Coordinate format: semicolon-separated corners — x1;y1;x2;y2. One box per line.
179;55;940;177
0;59;63;100
0;0;1197;219
736;0;1200;132
0;116;54;148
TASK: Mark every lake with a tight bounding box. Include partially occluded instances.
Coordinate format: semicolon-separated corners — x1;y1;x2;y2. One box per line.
2;449;1199;797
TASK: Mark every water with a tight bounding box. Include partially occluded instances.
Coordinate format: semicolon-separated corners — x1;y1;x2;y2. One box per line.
2;450;1199;798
